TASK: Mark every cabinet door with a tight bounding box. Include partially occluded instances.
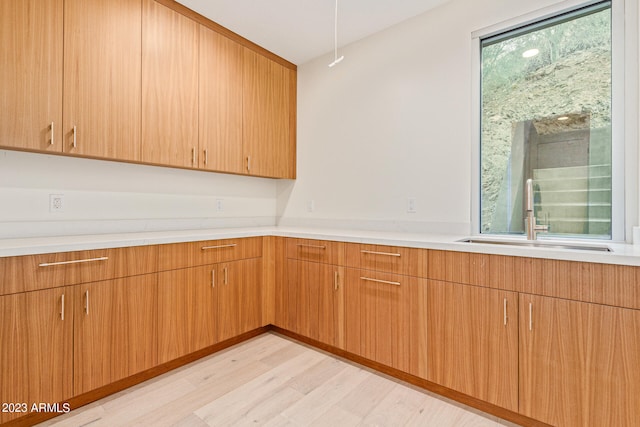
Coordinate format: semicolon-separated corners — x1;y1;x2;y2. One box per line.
142;0;198;168
345;268;426;374
0;289;72;424
427;280;518;411
157;265;216;364
284;259;344;348
0;0;62;151
74;275;157;395
199;27;244;173
520;294;640;426
217;258;263;342
63;0;141;160
243;50;292;178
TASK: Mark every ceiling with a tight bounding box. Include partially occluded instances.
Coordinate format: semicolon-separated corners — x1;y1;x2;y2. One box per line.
176;0;449;65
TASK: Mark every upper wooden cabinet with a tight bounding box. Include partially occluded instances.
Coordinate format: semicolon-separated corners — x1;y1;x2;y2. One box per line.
0;0;63;152
142;0;199;168
243;49;295;178
199;27;244;174
63;0;142;161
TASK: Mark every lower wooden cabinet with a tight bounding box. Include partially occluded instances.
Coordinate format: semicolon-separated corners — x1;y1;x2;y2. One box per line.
158;258;262;363
344;268;426;376
519;294;640;427
73;274;158;395
0;288;72;424
217;258;263;342
283;259;345;348
427;280;518;411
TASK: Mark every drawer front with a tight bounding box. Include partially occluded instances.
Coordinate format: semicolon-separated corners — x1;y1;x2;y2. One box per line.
286;238;345;265
157;237;262;271
0;245;158;295
345;244;428;277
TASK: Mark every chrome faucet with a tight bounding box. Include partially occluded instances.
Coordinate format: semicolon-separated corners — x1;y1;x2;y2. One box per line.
525;178;548;240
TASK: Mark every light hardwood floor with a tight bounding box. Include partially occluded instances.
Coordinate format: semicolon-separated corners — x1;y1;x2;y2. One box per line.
37;333;517;427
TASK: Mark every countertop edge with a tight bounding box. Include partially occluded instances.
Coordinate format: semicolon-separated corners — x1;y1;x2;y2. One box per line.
2;226;640;266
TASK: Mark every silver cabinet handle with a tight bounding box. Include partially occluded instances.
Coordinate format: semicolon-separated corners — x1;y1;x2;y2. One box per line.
50;122;55;145
297;244;326;249
224;267;229;285
360;276;400;286
529;302;533;331
60;293;65;321
201;244;237;251
84;290;89;315
38;256;109;267
211;269;215;288
247;156;251;172
72;125;77;148
204;149;208;165
503;298;507;326
334;271;339;290
360;250;401;257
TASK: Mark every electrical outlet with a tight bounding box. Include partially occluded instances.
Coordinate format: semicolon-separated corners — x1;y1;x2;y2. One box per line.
216;199;224;212
50;194;64;213
407;197;417;213
307;200;315;213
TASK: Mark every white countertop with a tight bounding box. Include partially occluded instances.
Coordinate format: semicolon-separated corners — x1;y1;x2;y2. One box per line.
2;226;640;266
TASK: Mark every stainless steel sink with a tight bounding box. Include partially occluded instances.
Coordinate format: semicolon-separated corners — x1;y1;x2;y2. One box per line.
458;238;612;252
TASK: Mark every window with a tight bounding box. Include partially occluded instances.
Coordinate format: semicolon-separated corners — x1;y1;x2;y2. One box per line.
479;1;613;239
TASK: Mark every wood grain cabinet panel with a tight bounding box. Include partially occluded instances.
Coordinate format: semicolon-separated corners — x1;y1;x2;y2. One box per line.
243;49;293;178
199;26;244;173
427;280;518;411
157;265;216;363
142;0;198;168
286;239;345;265
63;0;142;161
157;237;262;271
0;288;72;424
73;274;157;395
217;258;263;342
0;245;158;296
0;0;63;152
344;268;426;376
519;294;640;426
346;244;428;277
283;259;345;349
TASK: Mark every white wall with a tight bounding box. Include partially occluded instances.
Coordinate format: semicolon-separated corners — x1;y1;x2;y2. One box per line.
280;0;639;239
0;150;277;238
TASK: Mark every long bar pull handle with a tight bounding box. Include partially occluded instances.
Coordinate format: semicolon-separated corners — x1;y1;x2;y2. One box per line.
503;298;507;326
60;294;65;321
72;126;77;148
39;256;109;267
297;244;327;249
204;149;208;166
211;269;215;288
334;271;339;290
201;244;237;251
224;267;228;285
360;276;401;286
85;290;89;315
529;302;533;331
192;147;196;166
247;156;251;172
360;250;401;257
50;122;55;145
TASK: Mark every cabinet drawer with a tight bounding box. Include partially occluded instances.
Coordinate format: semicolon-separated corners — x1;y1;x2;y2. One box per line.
286;238;345;264
0;245;158;295
157;237;262;271
345;244;428;277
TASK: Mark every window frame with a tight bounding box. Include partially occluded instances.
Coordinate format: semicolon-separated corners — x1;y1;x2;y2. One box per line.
470;0;632;242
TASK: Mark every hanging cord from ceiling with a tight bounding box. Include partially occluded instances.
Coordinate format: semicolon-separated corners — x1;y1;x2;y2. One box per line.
328;0;344;67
